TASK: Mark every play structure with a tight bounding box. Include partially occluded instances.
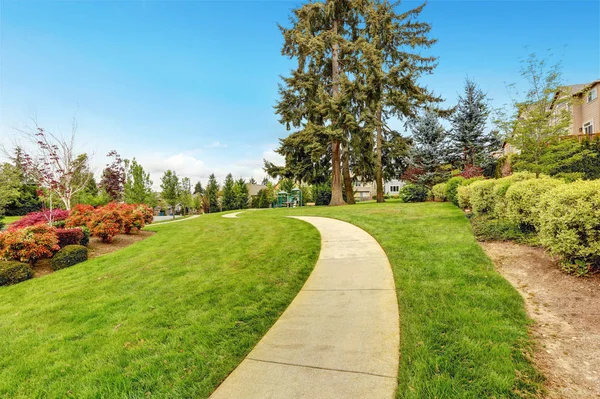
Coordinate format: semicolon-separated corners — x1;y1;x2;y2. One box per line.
276;188;303;208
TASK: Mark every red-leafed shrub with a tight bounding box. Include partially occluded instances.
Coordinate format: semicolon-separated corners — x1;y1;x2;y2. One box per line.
120;204;145;234
88;203;123;243
460;165;484;179
138;205;154;225
55;228;85;248
65;204;95;229
0;225;59;265
9;209;70;230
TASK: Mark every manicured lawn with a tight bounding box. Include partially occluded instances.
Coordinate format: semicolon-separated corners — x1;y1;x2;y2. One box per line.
0;213;319;398
284;201;543;398
2;216;22;225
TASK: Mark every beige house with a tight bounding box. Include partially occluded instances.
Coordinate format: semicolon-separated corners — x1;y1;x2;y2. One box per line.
565;80;600;137
499;79;600;157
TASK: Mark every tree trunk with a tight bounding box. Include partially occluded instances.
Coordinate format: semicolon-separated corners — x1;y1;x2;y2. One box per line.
375;107;384;203
342;144;355;204
329;17;346;206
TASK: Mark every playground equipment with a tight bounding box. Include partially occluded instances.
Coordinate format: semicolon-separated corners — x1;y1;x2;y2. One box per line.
276;188;303;208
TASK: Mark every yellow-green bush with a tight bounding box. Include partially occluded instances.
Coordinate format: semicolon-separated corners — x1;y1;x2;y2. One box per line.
470;180;497;215
445;176;465;205
432;183;447;202
537;180;600;263
491;172;538;218
456;177;484;209
505;178;564;230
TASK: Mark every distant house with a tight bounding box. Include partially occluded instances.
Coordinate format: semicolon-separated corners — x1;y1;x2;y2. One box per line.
247;183;267;198
353;179;405;201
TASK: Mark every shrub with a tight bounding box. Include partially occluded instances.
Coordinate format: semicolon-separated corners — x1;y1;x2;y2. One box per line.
80;226;91;246
505;178;564;231
55;228;85;248
432;183;447;202
469;180;496;215
445;176;466;206
537;180;600;265
51;245;88;271
120;204;146;234
470;215;537;244
0;261;33;286
65;204;95;228
138;205;154;225
460;164;484;179
456;177;484;209
9;209;69;230
88;203;123;243
399;184;430;203
0;225;59;265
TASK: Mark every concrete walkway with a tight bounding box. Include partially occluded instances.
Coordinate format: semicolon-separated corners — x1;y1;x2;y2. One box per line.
152;215;200;225
210;216;399;399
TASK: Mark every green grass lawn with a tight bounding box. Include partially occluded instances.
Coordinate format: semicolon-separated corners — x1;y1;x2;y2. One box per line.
0;202;542;398
2;215;22;225
0;213;319;398
283;201;543;398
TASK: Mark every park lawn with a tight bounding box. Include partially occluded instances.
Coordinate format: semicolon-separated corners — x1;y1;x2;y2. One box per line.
0;212;320;398
284;201;543;398
3;216;22;225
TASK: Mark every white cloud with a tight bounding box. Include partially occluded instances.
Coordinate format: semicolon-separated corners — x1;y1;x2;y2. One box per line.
203;141;228;149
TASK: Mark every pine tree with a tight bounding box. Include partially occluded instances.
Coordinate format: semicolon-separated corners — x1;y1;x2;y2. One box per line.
357;0;442;202
193;182;204;195
206;174;220;213
449;79;494;168
179;177;193;215
261;177;269;186
235;178;249;209
160;170;179;219
248;177;257;185
221;174;236;211
407;110;449;187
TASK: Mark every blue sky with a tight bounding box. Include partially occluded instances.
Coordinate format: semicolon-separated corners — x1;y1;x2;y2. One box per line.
1;0;598;187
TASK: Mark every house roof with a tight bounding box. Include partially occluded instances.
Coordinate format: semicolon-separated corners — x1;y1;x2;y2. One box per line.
247;183;267;196
566;80;600;96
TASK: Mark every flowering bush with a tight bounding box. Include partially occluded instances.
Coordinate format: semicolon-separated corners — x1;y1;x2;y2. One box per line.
9;209;69;230
138;205;154;225
55;228;85;248
88;203;123;243
65;204;95;229
460;165;484;179
0;225;59;265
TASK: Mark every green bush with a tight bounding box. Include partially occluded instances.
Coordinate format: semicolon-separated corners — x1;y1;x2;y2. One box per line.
432;183;447;201
469;180;497;215
537;180;600;265
505;178;564;231
50;245;88;271
445;176;466;206
399;184;430;203
80;226;91;246
0;261;33;286
456;177;484;209
470;215;538;244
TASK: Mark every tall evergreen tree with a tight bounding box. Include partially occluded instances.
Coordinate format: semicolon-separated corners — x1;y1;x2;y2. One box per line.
206;174;220;213
160;170;179;219
179;177;193;215
406;110;449;187
248;177;257;185
261;177;269;186
221;174;236;211
234;178;249;209
449;79;494;168
357;0;442;202
193;182;204;195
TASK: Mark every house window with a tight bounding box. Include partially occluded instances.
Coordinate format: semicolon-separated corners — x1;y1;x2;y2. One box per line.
587;88;598;103
390;186;399;193
583;121;594;135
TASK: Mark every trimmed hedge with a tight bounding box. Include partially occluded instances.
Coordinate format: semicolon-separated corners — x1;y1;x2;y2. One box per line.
0;261;33;286
538;180;600;264
51;245;88;271
55;228;85;248
399;184;430;203
469;180;497;216
505;178;564;230
445;176;466;206
432;183;447;202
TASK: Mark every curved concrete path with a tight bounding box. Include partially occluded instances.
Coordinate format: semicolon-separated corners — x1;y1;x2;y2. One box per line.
210;216;399;399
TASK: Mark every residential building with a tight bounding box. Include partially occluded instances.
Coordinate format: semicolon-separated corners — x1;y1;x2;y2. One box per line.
353;179;406;201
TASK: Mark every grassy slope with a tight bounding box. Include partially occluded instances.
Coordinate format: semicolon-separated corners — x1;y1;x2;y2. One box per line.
3;216;22;224
0;212;319;398
285;201;543;398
